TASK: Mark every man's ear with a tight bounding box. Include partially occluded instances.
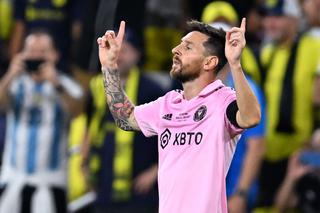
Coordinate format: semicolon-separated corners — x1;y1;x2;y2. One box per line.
203;56;218;72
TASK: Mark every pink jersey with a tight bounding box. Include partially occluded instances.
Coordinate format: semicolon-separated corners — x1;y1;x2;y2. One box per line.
134;80;244;213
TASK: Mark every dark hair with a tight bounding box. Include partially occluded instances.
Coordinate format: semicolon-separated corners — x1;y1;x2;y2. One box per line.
186;20;227;73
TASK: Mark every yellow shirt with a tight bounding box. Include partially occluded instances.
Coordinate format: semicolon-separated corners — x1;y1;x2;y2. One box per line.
261;34;320;161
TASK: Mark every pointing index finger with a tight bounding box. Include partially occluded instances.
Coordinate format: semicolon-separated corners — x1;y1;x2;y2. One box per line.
240;18;246;32
117;21;126;43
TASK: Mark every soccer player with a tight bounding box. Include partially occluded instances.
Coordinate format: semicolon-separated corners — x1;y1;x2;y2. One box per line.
97;19;261;213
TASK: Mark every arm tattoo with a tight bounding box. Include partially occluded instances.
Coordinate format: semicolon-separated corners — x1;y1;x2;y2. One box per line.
102;68;135;131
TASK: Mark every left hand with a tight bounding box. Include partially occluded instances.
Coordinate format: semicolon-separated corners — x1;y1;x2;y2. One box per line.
228;194;247;213
225;18;246;66
133;166;157;195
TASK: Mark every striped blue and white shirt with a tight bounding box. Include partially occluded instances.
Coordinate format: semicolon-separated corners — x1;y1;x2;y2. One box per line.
0;73;83;186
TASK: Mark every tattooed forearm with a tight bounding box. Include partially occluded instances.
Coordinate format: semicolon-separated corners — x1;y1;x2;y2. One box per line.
102;68;135;131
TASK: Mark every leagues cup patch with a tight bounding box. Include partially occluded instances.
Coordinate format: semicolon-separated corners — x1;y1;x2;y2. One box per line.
193;105;207;122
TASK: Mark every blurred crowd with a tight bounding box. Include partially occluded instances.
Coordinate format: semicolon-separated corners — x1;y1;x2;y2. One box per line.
0;0;320;212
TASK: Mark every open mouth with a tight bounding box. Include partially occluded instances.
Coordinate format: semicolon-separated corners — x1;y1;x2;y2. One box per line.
173;56;181;65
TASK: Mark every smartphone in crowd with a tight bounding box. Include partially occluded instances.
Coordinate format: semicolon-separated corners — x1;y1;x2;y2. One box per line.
300;151;320;168
25;59;45;73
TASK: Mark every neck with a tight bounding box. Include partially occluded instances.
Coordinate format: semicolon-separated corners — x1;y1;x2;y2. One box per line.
182;74;216;100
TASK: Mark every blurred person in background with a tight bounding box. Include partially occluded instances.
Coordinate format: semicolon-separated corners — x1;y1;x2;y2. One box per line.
275;129;320;213
255;0;320;211
300;0;320;33
300;0;320;129
201;2;266;212
67;0;152;202
143;0;184;73
68;1;153;210
186;0;257;30
67;1;119;207
276;3;320;212
81;28;163;213
0;30;83;213
9;0;84;74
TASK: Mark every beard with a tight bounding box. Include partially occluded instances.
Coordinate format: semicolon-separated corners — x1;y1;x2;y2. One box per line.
170;58;200;83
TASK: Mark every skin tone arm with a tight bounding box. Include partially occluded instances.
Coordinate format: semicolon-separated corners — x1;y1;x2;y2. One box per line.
81;128;158;193
228;137;265;213
134;164;158;195
0;55;82;116
80;129;94;190
97;21;140;131
276;131;320;212
9;21;25;58
225;18;261;128
313;75;320;107
275;152;312;212
0;54;25;108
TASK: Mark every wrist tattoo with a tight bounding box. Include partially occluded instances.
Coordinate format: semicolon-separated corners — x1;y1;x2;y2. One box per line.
102;68;135;131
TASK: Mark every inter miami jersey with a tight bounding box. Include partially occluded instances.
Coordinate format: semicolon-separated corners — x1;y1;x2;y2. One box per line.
134;80;244;213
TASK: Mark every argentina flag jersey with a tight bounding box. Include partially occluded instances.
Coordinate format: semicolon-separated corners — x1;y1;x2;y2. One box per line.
0;73;82;186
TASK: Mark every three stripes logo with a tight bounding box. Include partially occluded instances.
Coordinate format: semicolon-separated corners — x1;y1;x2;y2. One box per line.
162;113;173;121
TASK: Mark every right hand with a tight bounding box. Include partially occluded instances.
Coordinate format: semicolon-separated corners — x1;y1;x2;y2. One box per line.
287;151;312;181
8;54;25;77
228;194;247;213
97;21;125;69
225;18;246;67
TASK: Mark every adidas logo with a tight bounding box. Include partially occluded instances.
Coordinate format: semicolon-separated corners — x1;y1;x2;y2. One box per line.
162;113;173;121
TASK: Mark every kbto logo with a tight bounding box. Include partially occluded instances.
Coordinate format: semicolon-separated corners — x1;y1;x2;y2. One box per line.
160;129;204;149
160;128;171;149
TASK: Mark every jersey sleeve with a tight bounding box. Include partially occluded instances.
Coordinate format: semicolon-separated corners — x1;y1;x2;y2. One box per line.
134;97;163;137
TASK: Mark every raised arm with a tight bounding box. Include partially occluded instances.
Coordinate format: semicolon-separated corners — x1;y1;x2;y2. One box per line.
0;54;25;108
97;21;140;131
225;18;261;128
